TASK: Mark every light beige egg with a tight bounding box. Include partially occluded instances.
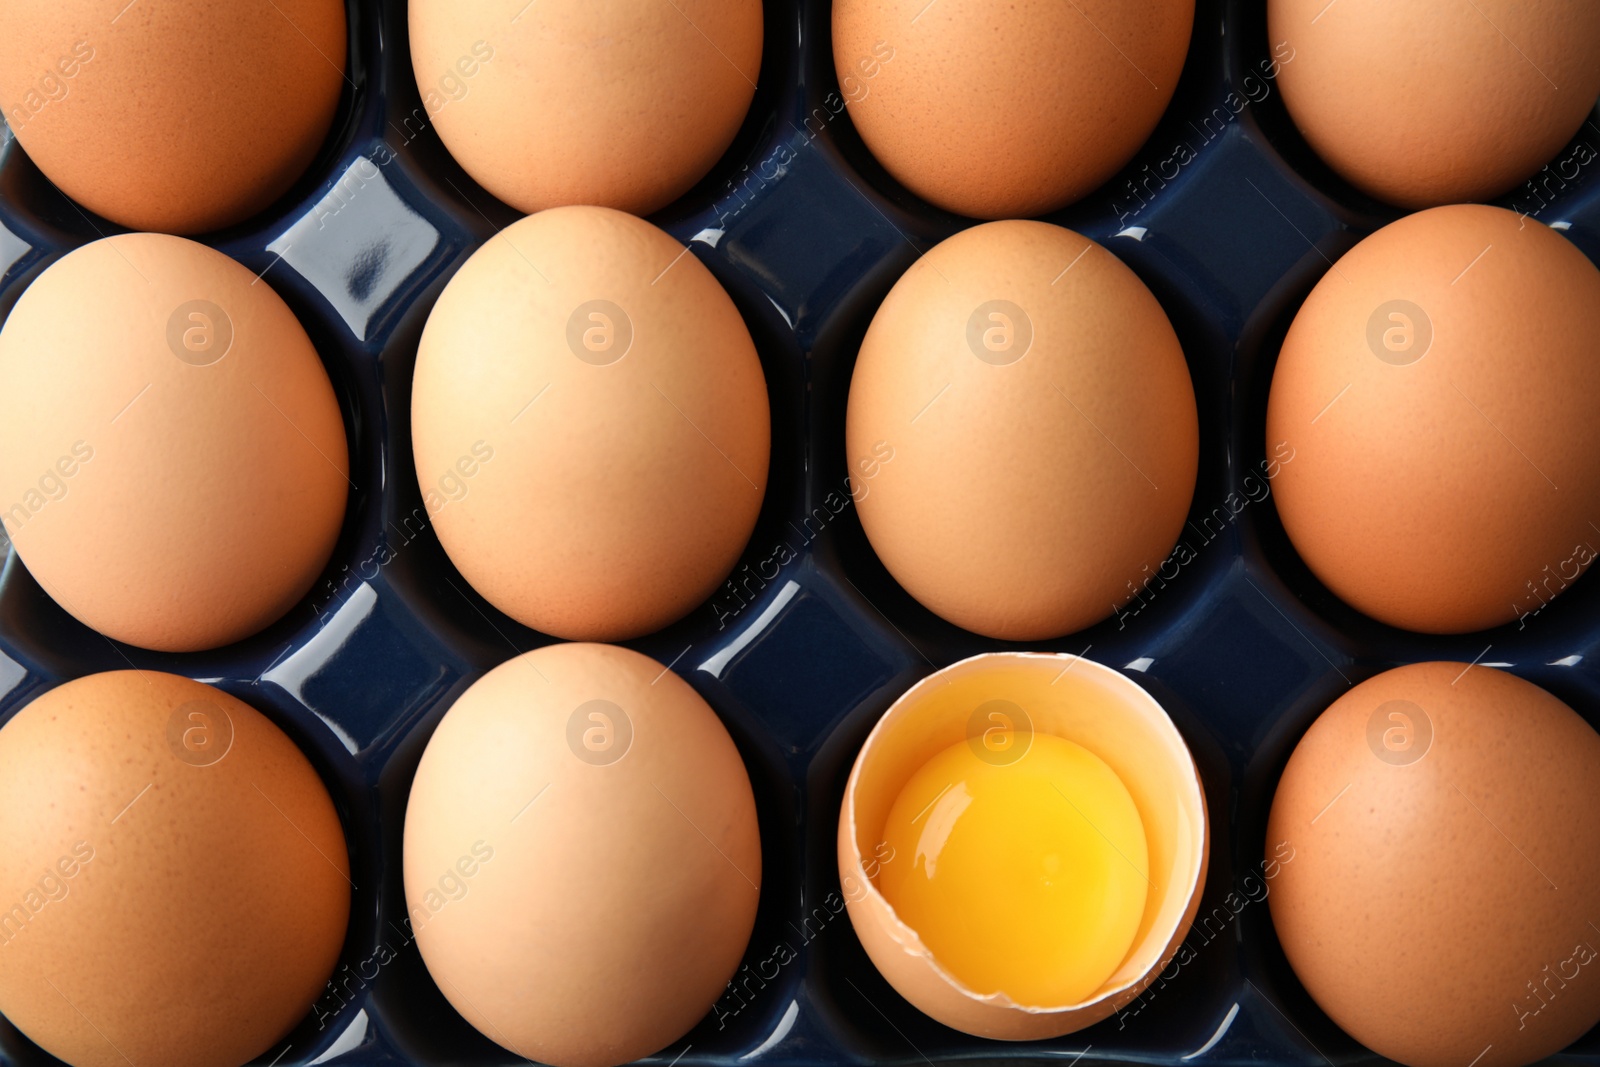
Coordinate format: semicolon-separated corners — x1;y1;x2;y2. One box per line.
838;651;1207;1038
1267;663;1600;1067
411;205;769;641
0;233;350;652
846;219;1198;640
0;671;350;1067
833;0;1193;218
403;642;761;1067
409;0;761;216
0;0;346;233
1266;205;1600;633
1270;0;1600;208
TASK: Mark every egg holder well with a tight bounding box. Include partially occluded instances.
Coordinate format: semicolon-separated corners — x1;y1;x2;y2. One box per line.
3;0;1600;1064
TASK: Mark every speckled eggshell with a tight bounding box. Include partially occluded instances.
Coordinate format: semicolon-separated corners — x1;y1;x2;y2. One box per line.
832;0;1193;219
409;0;761;216
0;233;350;652
0;671;351;1067
1266;662;1600;1067
403;642;761;1067
0;0;346;233
845;219;1198;641
1265;205;1600;634
411;205;770;642
1269;0;1600;209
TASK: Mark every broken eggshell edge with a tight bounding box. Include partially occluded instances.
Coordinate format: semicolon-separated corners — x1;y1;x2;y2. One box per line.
837;650;1210;1039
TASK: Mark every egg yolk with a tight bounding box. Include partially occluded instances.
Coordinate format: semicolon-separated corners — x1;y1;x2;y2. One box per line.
875;732;1149;1006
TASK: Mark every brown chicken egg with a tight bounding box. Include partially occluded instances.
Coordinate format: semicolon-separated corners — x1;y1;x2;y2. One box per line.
833;0;1193;218
846;219;1198;640
0;233;350;652
838;651;1207;1038
411;205;769;641
409;0;762;216
0;671;351;1067
1267;662;1600;1067
1269;0;1600;208
1266;204;1600;634
404;642;761;1067
0;0;346;233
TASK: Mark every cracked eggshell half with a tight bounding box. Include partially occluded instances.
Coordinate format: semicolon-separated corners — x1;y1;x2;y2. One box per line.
837;651;1207;1038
